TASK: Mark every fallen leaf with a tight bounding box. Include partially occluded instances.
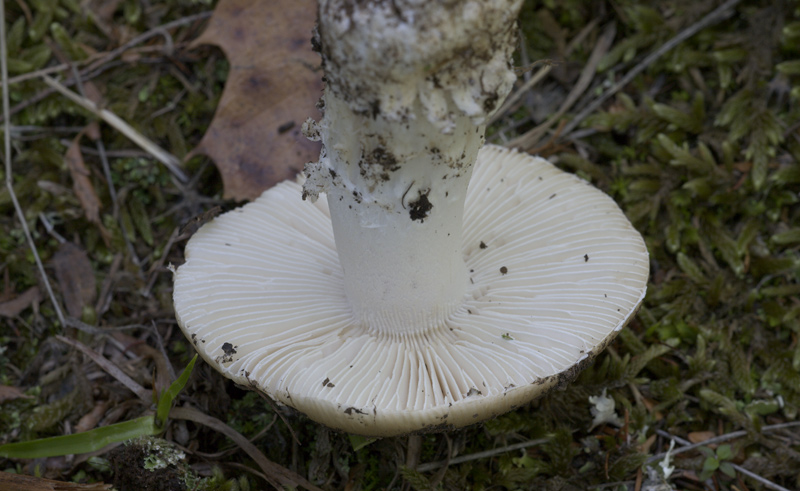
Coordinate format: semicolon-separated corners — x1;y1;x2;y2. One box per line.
65;133;102;225
0;385;34;403
688;430;716;444
84;120;102;141
52;242;97;318
190;0;322;201
0;473;111;490
74;401;111;433
0;286;40;318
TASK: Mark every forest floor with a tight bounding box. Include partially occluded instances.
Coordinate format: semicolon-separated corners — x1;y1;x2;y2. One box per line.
1;0;799;490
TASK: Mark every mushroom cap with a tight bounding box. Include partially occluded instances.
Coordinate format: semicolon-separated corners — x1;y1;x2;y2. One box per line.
173;144;649;437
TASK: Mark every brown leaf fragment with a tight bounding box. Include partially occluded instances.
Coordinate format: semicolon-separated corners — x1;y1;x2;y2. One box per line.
0;286;40;318
190;0;323;201
65;133;102;225
0;385;34;403
688;430;716;444
74;401;110;433
0;472;111;490
84;120;102;141
52;242;97;318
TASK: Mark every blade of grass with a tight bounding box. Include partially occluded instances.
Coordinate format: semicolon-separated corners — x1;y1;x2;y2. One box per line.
156;354;197;426
0;415;157;459
0;355;197;459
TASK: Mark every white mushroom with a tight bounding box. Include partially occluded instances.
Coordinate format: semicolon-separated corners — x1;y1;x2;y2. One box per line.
173;0;648;437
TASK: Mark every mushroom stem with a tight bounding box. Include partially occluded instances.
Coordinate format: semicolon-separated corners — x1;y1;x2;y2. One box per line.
303;0;522;334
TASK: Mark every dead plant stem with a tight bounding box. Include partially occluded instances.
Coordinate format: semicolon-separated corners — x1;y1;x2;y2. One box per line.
508;22;616;150
560;0;743;139
1;0;66;329
41;75;189;182
654;427;798;491
416;438;549;473
649;421;800;463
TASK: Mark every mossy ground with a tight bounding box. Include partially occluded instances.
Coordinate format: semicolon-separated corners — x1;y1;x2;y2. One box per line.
1;0;799;489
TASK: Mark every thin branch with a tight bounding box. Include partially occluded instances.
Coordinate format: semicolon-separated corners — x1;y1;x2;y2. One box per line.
56;334;152;403
652;425;800;491
488;63;554;126
416;438;549;473
170;406;323;491
64;62;144;272
41;75;189;183
5;11;212;87
559;0;743;139
86;11;212;74
731;463;793;491
508;22;616;150
649;422;800;463
1;0;66;328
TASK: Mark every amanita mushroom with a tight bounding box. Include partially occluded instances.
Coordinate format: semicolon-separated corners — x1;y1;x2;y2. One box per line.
173;0;648;437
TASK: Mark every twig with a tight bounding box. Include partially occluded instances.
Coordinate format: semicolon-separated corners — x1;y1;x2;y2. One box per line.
142;227;180;298
731;464;793;491
648;422;800;463
652;426;800;491
488;63;554;126
170;406;323;491
58;141;153;158
38;213;67;244
508;22;616;150
64;62;143;272
189;414;278;460
1;0;66;329
588;481;636;490
416;438;549;473
149;320;178;382
250;382;302;447
6;12;212;87
40;75;189;182
559;0;743;139
56;334;152;403
88;12;211;73
405;434;422;470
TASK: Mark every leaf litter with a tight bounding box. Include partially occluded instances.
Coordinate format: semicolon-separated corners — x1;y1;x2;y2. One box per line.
1;0;799;489
189;0;323;201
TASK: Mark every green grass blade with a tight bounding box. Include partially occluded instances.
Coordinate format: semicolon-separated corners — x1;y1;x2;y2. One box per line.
0;355;198;459
156;354;198;427
0;415;157;459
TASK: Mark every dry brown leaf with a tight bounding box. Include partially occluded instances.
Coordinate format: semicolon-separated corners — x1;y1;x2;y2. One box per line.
0;286;40;318
190;0;322;201
74;401;111;433
688;430;717;444
65;133;102;225
0;472;111;490
0;385;33;403
52;242;97;318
